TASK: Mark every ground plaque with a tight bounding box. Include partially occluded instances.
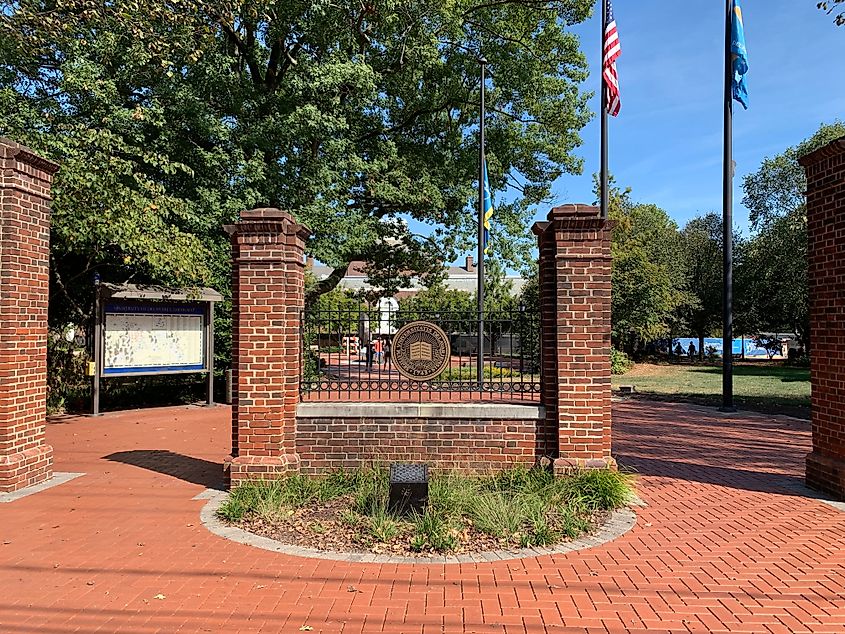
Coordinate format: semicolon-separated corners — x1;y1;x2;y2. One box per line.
391;321;451;381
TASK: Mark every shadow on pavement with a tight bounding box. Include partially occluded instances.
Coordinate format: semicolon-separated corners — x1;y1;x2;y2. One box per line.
104;449;225;490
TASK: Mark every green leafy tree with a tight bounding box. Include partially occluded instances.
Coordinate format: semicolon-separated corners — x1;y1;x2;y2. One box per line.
306;275;366;331
676;213;723;360
477;259;516;315
475;258;518;355
1;0;595;322
515;269;540;372
606;185;687;354
741;121;845;347
399;284;474;316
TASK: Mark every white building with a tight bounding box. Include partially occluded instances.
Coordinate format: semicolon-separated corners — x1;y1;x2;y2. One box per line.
308;256;527;298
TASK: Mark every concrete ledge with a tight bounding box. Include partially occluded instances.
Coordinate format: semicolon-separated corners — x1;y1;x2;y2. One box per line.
297;402;544;420
0;472;84;503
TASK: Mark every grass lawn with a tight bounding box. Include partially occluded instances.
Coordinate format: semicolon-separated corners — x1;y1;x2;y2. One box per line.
612;362;810;418
218;466;634;555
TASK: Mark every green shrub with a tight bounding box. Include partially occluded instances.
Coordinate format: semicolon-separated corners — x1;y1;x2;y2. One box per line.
411;508;458;551
611;349;633;375
567;469;633;511
217;470;363;522
467;491;525;538
437;366;523;381
367;502;400;543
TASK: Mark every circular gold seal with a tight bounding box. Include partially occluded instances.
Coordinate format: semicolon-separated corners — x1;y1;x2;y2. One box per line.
391;321;451;381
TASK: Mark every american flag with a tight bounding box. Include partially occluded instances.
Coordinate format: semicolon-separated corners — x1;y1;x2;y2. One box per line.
603;1;621;117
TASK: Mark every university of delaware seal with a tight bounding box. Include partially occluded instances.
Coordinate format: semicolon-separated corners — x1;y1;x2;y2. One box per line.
391;321;451;381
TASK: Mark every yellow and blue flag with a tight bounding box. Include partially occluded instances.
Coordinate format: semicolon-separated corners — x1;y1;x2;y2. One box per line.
731;0;749;109
482;159;493;254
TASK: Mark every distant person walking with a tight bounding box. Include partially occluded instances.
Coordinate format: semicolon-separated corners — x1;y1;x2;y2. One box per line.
674;342;683;357
688;342;697;360
383;338;392;367
358;311;373;370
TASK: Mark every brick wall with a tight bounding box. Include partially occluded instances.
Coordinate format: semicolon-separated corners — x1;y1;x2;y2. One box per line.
224;208;310;484
800;138;845;500
0;138;58;492
533;205;614;473
296;403;547;474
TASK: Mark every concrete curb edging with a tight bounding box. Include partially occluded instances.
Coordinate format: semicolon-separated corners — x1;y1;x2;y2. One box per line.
199;490;638;564
0;472;85;503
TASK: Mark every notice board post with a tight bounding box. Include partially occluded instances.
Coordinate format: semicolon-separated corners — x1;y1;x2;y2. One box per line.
91;283;222;416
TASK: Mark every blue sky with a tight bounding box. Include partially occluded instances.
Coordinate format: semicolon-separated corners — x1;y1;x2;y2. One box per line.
549;0;844;232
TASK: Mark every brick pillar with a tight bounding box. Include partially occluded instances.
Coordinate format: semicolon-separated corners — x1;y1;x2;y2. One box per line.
223;208;310;485
0;139;58;492
532;204;614;473
800;137;845;500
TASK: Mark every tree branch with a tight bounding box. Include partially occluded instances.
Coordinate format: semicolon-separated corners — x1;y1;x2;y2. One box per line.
462;0;556;17
265;41;282;87
51;253;89;323
214;16;263;86
306;265;349;305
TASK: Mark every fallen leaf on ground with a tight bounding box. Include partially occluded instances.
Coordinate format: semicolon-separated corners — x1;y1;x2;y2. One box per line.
153;594;166;600
299;626;314;631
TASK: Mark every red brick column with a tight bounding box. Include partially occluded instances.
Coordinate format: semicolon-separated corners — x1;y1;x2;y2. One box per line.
0;139;58;492
224;208;310;485
532;204;614;472
800;138;845;499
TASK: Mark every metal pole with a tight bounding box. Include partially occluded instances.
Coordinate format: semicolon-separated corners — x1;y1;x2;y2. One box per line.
600;0;609;219
92;275;102;416
477;56;487;390
721;0;735;411
205;302;215;406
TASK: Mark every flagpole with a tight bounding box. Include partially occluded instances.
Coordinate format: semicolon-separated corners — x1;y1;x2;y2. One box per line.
477;56;487;389
600;0;609;219
721;0;735;411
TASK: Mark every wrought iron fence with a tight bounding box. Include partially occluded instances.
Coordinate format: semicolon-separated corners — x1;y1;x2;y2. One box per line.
300;304;541;402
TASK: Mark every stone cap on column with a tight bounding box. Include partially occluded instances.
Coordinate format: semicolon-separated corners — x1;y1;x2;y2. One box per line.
224;207;311;241
0;137;59;175
548;203;600;219
798;137;845;167
532;203;610;235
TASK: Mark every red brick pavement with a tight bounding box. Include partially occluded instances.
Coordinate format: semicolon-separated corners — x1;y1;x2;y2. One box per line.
1;401;844;633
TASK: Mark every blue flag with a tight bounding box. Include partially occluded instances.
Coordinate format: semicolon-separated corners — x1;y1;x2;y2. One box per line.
731;0;749;109
482;159;493;254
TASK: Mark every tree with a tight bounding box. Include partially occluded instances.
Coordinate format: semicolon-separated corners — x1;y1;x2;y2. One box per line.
677;213;723;360
516;270;540;371
818;1;845;25
306;276;366;332
477;259;516;315
399;284;474;317
753;335;783;360
605;185;687;354
1;0;595;324
741;122;845;347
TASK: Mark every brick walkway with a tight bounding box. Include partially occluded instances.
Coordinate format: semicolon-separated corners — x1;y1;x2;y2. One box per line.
2;401;844;633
